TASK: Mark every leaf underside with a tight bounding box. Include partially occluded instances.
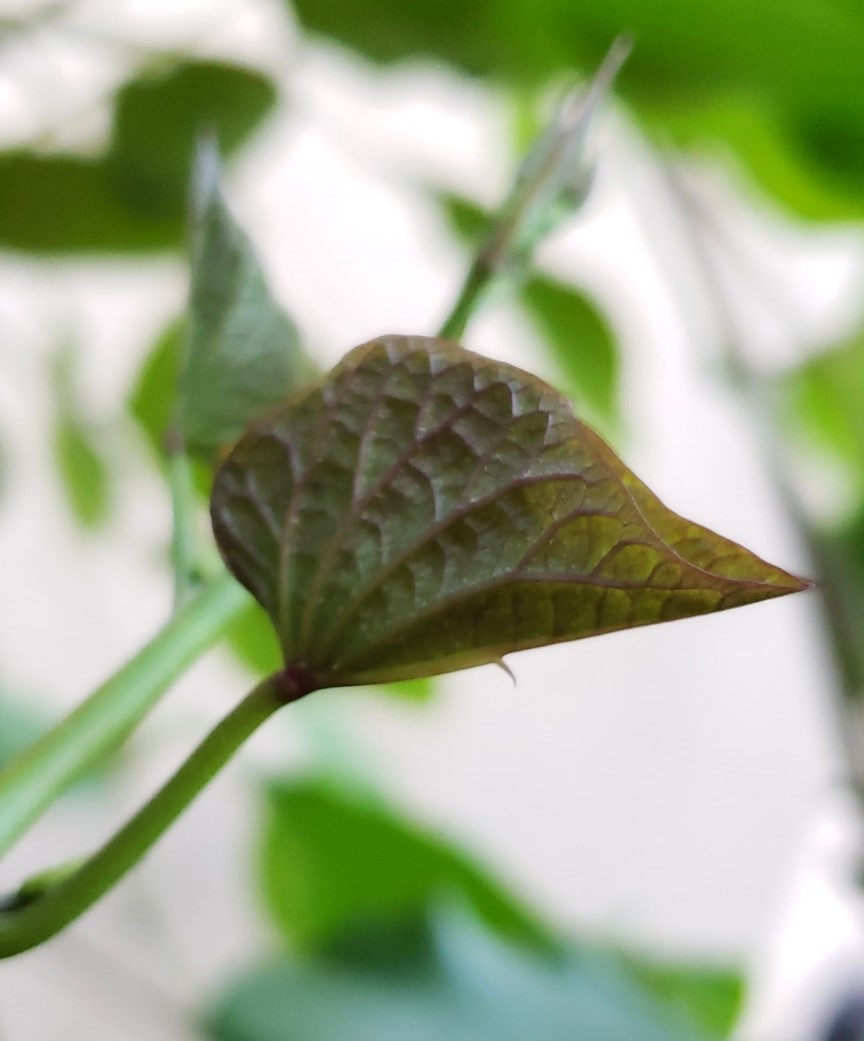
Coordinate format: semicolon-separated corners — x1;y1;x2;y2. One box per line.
211;335;807;686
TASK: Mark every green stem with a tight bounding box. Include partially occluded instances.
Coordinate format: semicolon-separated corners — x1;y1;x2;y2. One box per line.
0;570;249;858
0;674;290;958
438;262;494;341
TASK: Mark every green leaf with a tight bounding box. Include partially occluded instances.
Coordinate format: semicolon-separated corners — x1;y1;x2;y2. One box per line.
226;599;284;676
128;321;182;458
0;62;276;255
205;912;714;1041
287;0;551;82
644;96;864;223
53;420;111;529
51;345;111;530
522;275;618;428
109;61;277;221
0;154;178;254
293;0;864;219
439;193;488;245
211;335;807;686
626;959;744;1037
259;776;555;955
784;328;864;493
378;677;436;702
179;147;314;456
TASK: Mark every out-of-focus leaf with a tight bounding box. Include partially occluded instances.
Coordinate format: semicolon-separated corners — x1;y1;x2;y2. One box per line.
259;776;556;955
293;0;864;219
287;0;551;81
179;146;314;456
0;62;275;255
53;420;110;529
128;321;182;457
439;193;488;245
626;958;744;1037
647;98;864;224
226;599;284;676
0;154;178;253
211;335;806;686
522;275;617;428
784;329;864;493
378;677;436;702
205;912;715;1041
109;61;277;220
51;345;111;530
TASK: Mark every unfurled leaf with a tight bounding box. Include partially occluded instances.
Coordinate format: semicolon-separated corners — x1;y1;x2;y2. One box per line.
522;276;618;429
259;776;555;954
211;335;806;686
205;912;715;1041
179;147;314;456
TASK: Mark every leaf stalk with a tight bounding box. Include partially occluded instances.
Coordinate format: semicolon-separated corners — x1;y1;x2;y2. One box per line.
0;672;296;958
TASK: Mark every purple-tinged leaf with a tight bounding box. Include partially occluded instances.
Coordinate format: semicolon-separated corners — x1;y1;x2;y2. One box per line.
211;336;808;685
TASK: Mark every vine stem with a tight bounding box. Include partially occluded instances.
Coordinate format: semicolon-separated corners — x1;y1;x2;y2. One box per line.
661;163;864;800
0;672;296;958
0;570;249;858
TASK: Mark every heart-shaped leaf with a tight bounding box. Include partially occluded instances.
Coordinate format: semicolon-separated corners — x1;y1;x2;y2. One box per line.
211;335;807;686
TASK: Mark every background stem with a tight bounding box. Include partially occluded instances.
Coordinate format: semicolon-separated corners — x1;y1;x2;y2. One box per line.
660;159;864;797
0;674;287;958
0;570;249;858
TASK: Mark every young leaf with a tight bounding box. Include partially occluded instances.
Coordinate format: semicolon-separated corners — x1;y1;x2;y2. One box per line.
179;148;314;456
211;335;807;686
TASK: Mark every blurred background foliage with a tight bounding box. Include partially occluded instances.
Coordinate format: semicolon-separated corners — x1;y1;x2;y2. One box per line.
1;0;863;1039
